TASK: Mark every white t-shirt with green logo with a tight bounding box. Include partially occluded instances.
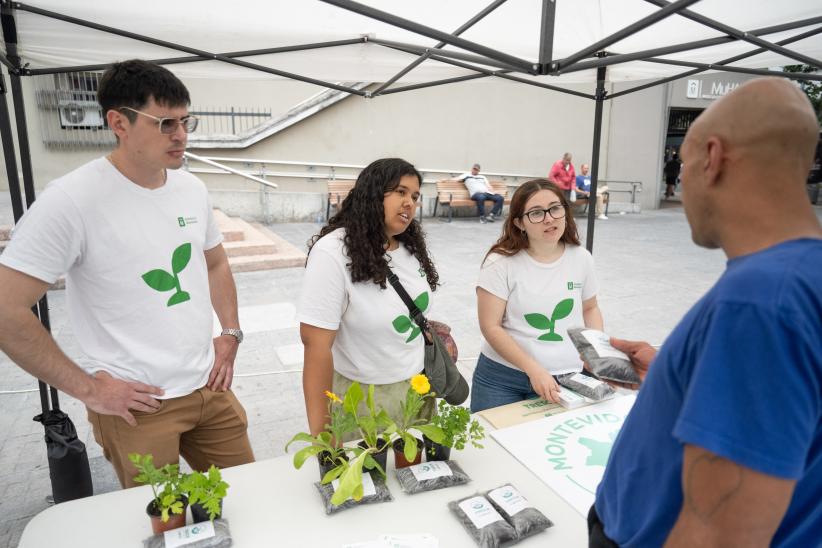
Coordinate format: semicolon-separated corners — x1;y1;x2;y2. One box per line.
0;157;222;398
477;245;598;375
297;228;433;384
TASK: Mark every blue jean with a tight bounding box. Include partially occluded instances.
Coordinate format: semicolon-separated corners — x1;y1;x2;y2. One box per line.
471;192;504;217
470;353;538;413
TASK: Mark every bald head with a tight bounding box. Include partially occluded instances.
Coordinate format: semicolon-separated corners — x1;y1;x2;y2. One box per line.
690;78;818;176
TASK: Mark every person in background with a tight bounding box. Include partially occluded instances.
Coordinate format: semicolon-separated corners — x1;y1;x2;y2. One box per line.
590;78;822;547
575;163;609;220
455;163;505;224
663;152;681;199
548;152;577;201
470;179;604;412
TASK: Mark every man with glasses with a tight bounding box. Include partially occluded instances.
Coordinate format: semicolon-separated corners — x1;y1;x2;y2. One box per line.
0;59;254;487
455;163;505;223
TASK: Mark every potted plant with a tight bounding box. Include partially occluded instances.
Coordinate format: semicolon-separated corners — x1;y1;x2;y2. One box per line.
285;390;356;482
425;401;485;461
346;382;396;477
393;374;445;468
129;453;187;535
181;465;229;523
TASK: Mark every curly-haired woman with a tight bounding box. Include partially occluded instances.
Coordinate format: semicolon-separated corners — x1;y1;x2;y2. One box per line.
297;158;439;436
470;179;604;413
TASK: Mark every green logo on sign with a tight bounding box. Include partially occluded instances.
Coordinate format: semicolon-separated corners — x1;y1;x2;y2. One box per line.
392;291;429;343
141;243;192;307
178;217;186;227
567;282;574;290
525;298;574;342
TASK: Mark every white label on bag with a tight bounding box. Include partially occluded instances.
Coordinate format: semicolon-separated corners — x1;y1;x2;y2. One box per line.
569;372;605;390
163;521;216;548
488;485;532;517
332;471;377;500
409;461;453;481
581;329;630;360
458;496;505;529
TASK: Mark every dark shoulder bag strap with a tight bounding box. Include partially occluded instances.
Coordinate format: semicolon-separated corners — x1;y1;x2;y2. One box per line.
386;270;431;337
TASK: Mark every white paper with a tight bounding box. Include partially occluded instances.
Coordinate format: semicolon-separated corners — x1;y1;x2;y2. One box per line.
559;389;586;409
409;461;452;481
581;329;630;360
343;534;438;548
569;372;605;390
488;485;532;517
491;395;636;516
332;471;376;500
458;496;505;529
163;521;216;548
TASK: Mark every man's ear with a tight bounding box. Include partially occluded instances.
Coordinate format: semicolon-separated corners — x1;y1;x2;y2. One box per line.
703;136;726;188
106;109;130;141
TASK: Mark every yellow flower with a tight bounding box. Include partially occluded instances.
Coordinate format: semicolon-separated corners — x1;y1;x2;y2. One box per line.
324;390;342;404
410;374;430;395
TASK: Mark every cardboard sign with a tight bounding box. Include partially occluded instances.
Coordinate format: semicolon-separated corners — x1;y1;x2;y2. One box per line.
491;395;636;515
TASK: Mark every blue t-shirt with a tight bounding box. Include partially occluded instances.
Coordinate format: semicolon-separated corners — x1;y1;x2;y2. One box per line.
576;174;591;192
596;239;822;547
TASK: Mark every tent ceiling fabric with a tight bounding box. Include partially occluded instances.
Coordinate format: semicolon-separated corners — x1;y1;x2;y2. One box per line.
6;0;822;86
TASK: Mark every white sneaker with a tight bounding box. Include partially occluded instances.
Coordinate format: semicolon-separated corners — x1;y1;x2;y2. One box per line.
598;214;608;220
479;216;488;224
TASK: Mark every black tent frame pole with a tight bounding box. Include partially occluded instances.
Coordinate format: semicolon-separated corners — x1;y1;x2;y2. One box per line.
369;37;524;73
607;24;822;101
318;0;536;74
0;73;23;221
14;2;366;96
586;65;607;253
561;16;822;74
557;0;702;71
644;57;822;81
643;0;822;68
372;0;508;96
538;0;557;72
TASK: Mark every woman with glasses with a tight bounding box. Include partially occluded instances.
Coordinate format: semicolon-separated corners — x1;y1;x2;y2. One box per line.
297;158;440;437
470;179;604;412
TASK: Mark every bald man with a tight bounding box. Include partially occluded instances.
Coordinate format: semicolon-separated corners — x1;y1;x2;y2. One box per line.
589;78;822;547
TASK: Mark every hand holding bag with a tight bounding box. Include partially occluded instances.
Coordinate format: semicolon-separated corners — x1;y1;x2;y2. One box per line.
387;271;469;405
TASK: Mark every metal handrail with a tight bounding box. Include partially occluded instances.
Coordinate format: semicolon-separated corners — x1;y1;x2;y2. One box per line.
184;152;278;189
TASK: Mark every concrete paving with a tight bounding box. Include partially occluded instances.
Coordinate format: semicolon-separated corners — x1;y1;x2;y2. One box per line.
1;199;821;547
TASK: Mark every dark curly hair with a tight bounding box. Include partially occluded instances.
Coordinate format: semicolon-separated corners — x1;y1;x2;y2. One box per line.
308;158;439;290
484;179;580;264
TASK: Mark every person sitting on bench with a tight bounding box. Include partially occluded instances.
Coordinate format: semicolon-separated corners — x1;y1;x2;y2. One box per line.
456;163;504;223
576;164;609;220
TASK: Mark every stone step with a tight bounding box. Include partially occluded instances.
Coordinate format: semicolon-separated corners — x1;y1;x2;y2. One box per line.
0;225;10;241
227;222;305;273
212;209;245;242
223;218;277;258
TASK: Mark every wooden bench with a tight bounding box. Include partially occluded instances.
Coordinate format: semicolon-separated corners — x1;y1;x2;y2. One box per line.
326;179;423;223
574;190;610;216
434;179;511;222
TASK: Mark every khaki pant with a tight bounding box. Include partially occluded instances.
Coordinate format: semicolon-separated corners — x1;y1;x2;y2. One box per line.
87;387;254;488
332;371;435;443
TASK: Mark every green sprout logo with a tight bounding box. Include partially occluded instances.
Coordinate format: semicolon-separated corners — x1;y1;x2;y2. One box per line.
392;291;429;342
578;431;619;467
525;298;574;342
141;243;192;307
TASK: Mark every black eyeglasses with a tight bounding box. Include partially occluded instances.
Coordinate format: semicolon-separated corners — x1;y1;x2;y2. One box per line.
523;205;566;223
119;107;199;134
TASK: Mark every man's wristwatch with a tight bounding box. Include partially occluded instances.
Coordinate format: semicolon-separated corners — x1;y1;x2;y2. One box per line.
220;328;244;344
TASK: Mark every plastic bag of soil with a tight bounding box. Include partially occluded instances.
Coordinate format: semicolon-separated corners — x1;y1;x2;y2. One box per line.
143;518;232;548
556;372;615;401
395;460;471;494
485;484;553;541
315;470;393;515
567;328;642;385
448;494;518;547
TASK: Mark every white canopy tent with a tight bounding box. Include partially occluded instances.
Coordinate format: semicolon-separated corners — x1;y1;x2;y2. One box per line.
1;0;820;501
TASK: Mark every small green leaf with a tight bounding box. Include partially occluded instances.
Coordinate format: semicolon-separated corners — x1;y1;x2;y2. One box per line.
403;434;418;461
343;382;363;416
392;315;412;333
413;291;429;312
415;424;444;444
524;313;551;330
141;269;176;291
321;464;345;484
167;291;190;307
538;332;564;342
293;445;324;469
405;326;421;343
171;243;192;274
551;298;574;321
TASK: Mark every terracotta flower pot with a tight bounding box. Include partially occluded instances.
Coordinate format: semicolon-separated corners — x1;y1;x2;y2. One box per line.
392;437;423;468
423;435;452;461
146;495;188;535
357;439;389;474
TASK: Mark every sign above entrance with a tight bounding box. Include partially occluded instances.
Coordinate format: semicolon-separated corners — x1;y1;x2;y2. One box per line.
686;79;741;100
